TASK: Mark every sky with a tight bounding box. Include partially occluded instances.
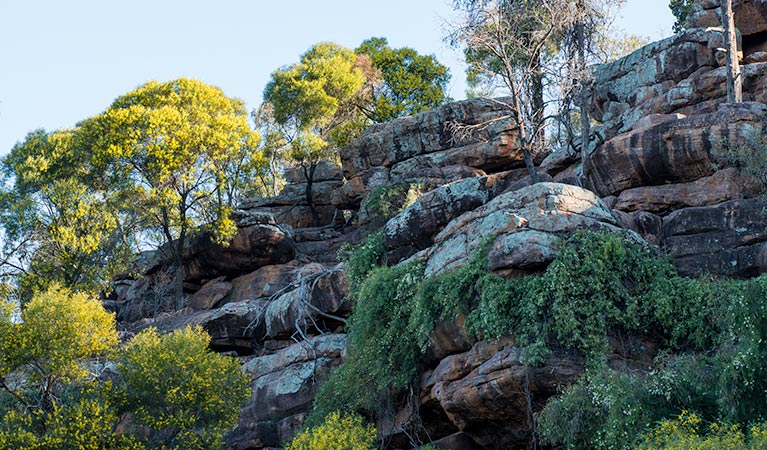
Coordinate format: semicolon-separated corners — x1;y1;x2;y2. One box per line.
0;0;675;157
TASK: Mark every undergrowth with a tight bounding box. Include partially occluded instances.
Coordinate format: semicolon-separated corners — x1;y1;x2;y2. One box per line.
313;230;767;449
361;182;425;227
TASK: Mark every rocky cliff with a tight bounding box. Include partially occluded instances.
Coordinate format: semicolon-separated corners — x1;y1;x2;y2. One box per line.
110;4;767;449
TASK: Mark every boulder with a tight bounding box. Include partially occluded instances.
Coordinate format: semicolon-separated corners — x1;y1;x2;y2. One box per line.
662;198;767;277
183;217;295;283
586;104;767;197
382;169;534;260
612;210;664;246
187;276;232;310
226;261;302;305
422;339;583;448
264;267;349;339
613;167;760;214
231;335;347;446
421;183;626;277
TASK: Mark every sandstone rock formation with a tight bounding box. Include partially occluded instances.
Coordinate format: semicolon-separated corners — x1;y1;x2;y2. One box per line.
239;161;345;229
110;4;767;448
335;97;528;208
416;182;626;277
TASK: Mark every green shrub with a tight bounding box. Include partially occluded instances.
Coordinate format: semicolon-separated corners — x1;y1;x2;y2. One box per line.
467;231;723;364
341;231;385;295
320;229;767;448
117;326;251;449
538;354;720;449
637;410;767;450
286;412;376;450
311;262;425;420
362;182;425;226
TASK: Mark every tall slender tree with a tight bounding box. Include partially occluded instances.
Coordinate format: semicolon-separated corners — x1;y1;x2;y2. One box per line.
721;0;742;103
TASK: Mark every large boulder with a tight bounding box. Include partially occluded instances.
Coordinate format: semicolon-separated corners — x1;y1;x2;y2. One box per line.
585;103;767;197
382;169;535;260
662;198;767;277
419;183;626;277
613;167;760;214
225;261;303;305
228;334;347;449
183;215;295;283
421;339;583;448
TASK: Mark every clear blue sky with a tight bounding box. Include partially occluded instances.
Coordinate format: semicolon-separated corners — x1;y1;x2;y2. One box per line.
0;0;674;156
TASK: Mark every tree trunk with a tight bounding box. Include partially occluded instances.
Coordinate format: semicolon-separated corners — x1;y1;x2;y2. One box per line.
303;163;319;227
721;0;742;103
513;84;538;183
531;49;546;153
576;19;591;186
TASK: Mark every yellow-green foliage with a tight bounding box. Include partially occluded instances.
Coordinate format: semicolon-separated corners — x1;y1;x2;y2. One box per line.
0;390;143;450
638;411;767;449
1;129;132;299
0;286;129;449
118;326;250;449
286;412;376;450
80;77;264;248
0;284;118;382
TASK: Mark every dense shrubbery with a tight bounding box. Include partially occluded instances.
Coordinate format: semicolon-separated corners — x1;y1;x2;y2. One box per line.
286;411;376;450
539;274;767;449
361;182;425;227
314;230;767;449
0;286;249;449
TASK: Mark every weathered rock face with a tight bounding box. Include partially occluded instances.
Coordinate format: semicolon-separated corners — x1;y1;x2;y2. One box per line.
228;334;347;450
183;215;296;284
686;0;767;54
113;7;767;446
126;264;348;354
613;167;760;213
382;168;536;261
417;183;625;277
663;198;767;277
421;339;584;448
589;28;767;145
585;104;767;197
336;98;528;208
239;161;345;229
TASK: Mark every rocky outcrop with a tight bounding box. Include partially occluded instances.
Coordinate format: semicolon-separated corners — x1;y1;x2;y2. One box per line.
112;7;767;447
382;168;538;261
239;161;345;229
335;98;527;208
183;214;295;283
686;0;767;55
613;167;759;213
663;198;767;277
228;334;347;449
585;103;767;197
589;28;767;145
416;183;626;277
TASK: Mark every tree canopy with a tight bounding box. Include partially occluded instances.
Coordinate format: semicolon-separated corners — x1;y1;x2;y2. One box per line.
356;37;451;122
0;286;249;450
1;78;265;302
